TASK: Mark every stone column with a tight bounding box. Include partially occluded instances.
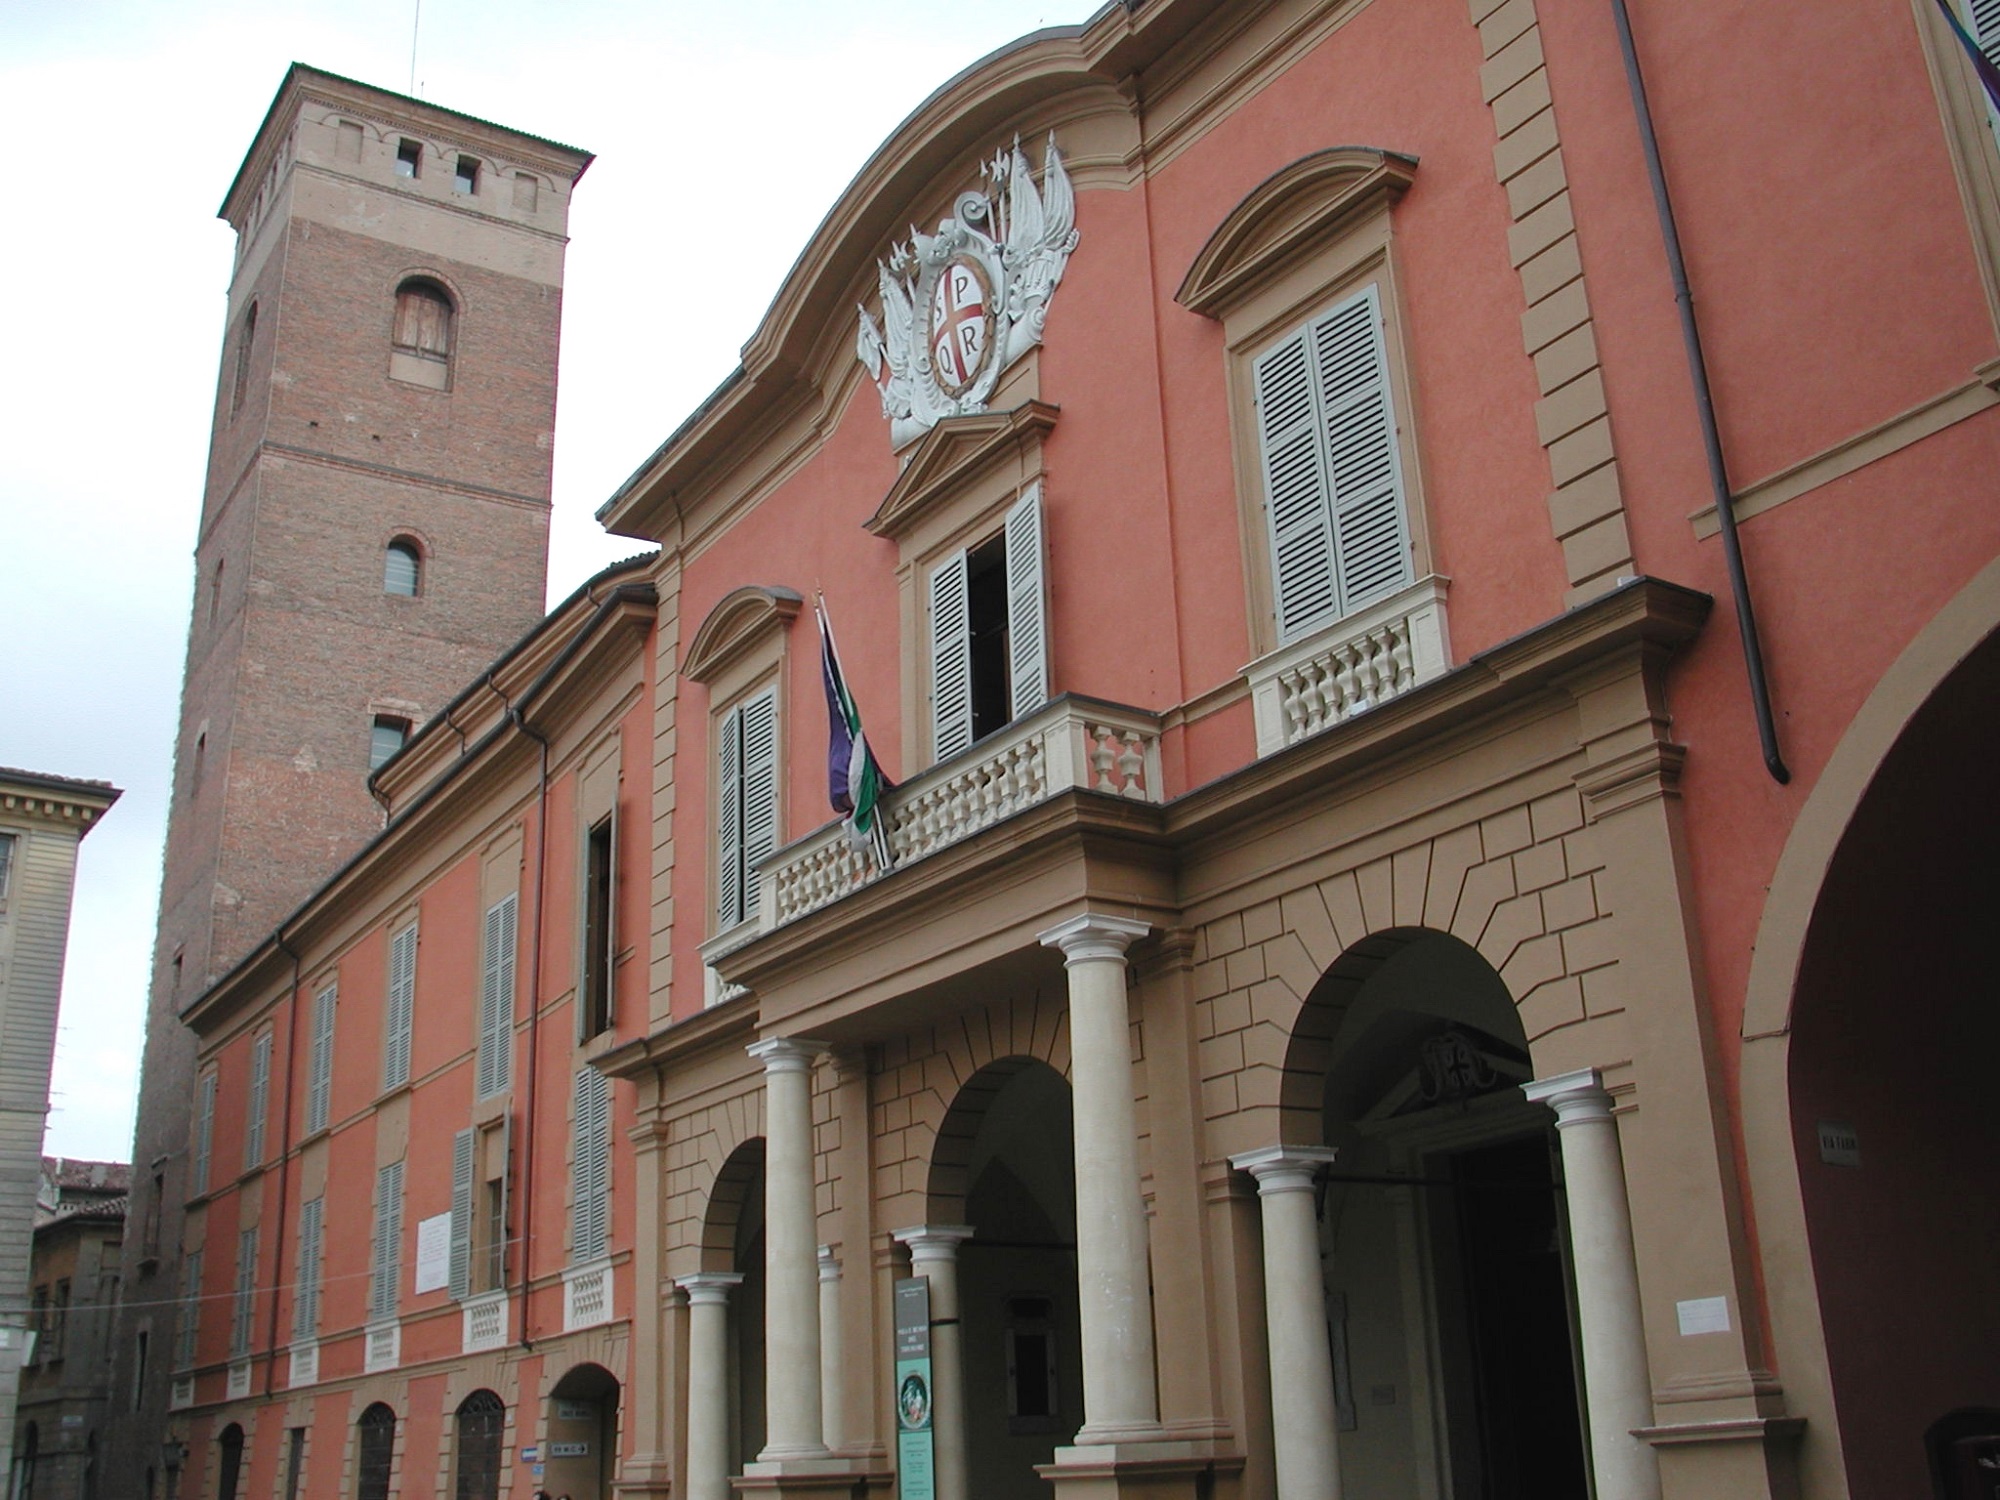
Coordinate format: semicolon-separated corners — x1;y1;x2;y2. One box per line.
1523;1068;1660;1500
1230;1146;1342;1500
1038;913;1160;1443
818;1246;844;1450
892;1225;975;1500
748;1037;831;1461
675;1273;743;1500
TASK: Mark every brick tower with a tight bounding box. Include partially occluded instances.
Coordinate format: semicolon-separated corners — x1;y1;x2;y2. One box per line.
107;67;589;1496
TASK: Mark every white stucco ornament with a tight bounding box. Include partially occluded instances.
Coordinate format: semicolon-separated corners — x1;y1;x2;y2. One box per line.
856;134;1079;449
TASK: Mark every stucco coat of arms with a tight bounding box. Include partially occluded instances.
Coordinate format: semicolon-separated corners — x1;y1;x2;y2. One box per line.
856;134;1079;449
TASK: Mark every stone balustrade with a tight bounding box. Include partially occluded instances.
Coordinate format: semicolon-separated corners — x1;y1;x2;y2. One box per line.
761;696;1164;928
1247;576;1451;755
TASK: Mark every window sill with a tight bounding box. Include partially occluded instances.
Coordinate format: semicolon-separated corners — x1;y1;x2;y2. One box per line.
1245;575;1451;757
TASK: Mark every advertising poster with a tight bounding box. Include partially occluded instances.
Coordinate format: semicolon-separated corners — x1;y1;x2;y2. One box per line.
894;1277;934;1500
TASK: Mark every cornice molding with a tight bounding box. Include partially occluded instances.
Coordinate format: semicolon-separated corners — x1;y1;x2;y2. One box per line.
865;402;1059;540
682;586;803;686
1176;147;1418;319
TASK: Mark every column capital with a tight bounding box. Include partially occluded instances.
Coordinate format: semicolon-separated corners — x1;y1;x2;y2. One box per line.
817;1244;841;1282
747;1036;830;1073
1523;1066;1614;1127
891;1224;976;1262
1229;1144;1339;1195
1038;913;1152;965
675;1271;744;1306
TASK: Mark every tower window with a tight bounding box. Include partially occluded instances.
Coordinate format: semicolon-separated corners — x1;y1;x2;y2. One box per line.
370;716;410;772
454;155;480;195
230;304;256;420
390;279;454;390
395;139;421;178
384;540;421;597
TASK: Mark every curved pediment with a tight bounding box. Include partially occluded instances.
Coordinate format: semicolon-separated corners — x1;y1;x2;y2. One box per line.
683;586;803;686
1176;147;1419;319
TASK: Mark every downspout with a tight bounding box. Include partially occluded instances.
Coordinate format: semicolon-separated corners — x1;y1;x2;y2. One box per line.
511;706;552;1353
1609;0;1791;784
263;930;302;1396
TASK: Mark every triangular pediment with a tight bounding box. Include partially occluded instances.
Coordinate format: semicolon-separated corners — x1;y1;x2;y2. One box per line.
865;401;1058;540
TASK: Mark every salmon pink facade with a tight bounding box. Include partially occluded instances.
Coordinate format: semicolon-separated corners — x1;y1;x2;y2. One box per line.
165;2;2000;1499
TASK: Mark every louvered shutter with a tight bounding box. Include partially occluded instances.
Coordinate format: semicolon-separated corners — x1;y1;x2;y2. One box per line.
570;1066;611;1263
1005;485;1049;716
930;549;973;759
307;984;336;1134
1256;326;1339;640
371;1161;404;1318
245;1032;272;1167
716;705;743;927
231;1226;258;1355
449;1129;476;1299
295;1197;323;1338
1314;288;1410;613
1973;0;2000;69
176;1249;203;1368
738;689;778;924
477;896;517;1098
192;1073;217;1195
384;924;417;1090
602;796;619;1022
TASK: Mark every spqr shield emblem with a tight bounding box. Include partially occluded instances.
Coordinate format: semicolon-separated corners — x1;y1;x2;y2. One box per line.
929;255;994;398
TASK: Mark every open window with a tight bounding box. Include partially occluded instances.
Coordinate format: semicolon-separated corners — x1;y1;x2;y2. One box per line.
450;1117;511;1298
394;139;422;179
927;485;1046;761
580;814;615;1039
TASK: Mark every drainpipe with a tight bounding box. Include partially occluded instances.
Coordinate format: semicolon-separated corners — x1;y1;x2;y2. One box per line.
264;931;302;1395
512;707;552;1353
1609;0;1791;783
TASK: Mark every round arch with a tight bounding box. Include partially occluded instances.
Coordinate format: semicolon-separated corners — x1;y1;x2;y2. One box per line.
1738;556;2000;1500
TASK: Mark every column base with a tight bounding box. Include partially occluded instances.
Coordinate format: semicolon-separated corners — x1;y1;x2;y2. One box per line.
1038;1438;1246;1500
612;1453;676;1497
1638;1417;1806;1500
733;1455;890;1499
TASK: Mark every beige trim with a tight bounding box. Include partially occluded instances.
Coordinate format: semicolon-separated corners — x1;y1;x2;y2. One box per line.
1912;0;2000;344
1468;0;1636;602
1689;375;2000;537
681;585;802;688
865;402;1058;541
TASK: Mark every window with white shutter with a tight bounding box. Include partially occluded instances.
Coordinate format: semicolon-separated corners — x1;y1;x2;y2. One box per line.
230;1227;258;1357
244;1032;273;1169
174;1249;203;1369
570;1066;611;1263
475;897;517;1099
294;1197;323;1338
370;1161;404;1319
1253;285;1411;644
1970;0;2000;133
306;983;336;1134
384;923;417;1090
449;1129;476;1300
927;484;1049;762
715;687;778;930
192;1072;217;1196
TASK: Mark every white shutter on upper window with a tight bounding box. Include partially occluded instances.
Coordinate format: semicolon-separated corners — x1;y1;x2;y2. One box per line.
231;1226;258;1356
1972;0;2000;65
1005;485;1049;717
294;1197;323;1338
717;705;743;928
476;896;517;1098
930;549;973;760
244;1032;272;1168
371;1160;404;1318
449;1128;476;1300
570;1066;611;1263
384;924;417;1090
1256;285;1411;641
307;983;336;1134
738;688;778;925
192;1072;217;1196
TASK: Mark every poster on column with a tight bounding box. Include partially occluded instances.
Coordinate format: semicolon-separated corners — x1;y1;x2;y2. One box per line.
894;1277;935;1500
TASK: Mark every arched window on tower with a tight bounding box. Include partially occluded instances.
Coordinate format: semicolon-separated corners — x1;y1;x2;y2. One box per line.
390;279;454;390
384;540;422;597
230;303;256;419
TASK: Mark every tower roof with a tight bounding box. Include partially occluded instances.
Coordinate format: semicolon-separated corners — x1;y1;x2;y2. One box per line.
220;61;594;225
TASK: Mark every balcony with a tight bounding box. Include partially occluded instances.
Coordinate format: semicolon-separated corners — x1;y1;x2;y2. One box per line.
462;1291;507;1353
1245;575;1450;755
754;696;1164;932
563;1260;612;1331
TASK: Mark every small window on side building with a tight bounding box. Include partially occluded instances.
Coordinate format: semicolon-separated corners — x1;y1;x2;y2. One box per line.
384;540;421;597
581;814;615;1038
370;716;410;772
454;155;479;195
395;139;421;178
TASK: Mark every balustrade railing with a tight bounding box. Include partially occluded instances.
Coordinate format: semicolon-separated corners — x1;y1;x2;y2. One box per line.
1247;577;1450;755
760;696;1164;929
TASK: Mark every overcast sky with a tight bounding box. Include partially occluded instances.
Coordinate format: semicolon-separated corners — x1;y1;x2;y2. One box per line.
2;0;1089;1162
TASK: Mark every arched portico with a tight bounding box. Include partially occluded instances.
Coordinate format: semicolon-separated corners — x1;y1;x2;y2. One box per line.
681;1136;765;1495
546;1363;622;1500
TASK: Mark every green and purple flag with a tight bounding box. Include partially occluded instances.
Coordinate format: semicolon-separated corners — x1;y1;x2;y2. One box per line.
817;596;894;869
1935;0;2000;114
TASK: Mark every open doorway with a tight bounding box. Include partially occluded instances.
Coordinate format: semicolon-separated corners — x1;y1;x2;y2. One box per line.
544;1364;620;1500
